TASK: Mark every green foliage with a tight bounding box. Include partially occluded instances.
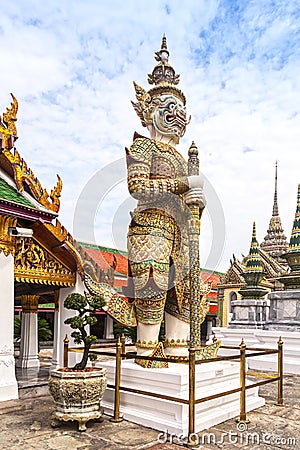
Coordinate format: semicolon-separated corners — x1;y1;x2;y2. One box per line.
14;317;52;342
14;317;21;339
38;318;53;341
64;291;106;370
64;293;87;310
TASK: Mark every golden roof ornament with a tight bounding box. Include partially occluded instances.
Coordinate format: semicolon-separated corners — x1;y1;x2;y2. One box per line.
0;93;18;149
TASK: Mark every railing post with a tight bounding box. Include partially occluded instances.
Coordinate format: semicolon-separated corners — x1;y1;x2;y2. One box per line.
237;338;249;423
121;333;126;359
110;337;123;422
277;337;284;406
187;347;196;447
63;334;69;368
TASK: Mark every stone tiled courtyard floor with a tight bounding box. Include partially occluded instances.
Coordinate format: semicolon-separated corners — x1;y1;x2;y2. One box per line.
0;367;299;450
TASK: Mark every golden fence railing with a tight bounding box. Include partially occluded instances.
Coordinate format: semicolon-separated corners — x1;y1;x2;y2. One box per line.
63;334;284;445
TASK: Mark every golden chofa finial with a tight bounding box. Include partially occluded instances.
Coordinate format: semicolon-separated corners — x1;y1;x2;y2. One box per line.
3;93;18;137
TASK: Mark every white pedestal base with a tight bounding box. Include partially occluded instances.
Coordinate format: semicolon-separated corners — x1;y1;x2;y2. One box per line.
213;327;300;374
0;351;18;401
97;359;265;435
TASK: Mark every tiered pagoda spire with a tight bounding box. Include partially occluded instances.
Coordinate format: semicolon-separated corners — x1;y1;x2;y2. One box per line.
280;184;300;289
288;183;300;255
260;162;288;261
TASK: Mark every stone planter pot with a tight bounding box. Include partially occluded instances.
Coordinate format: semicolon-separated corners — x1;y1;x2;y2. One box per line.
48;367;107;431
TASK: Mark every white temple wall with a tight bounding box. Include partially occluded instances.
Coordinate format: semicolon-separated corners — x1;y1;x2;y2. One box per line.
0;252;18;400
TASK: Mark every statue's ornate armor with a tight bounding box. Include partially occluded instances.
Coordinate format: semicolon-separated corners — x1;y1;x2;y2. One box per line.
126;134;191;325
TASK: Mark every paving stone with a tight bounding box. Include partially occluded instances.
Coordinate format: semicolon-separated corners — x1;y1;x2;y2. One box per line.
0;374;299;449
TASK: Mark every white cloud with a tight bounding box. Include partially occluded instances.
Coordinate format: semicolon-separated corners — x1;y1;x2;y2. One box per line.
0;0;299;272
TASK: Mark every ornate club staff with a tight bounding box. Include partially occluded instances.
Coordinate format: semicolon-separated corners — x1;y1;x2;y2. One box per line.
188;141;203;349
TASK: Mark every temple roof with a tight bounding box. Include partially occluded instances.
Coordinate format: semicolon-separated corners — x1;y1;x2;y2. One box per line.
260;162;289;261
0;177;35;208
0;94;62;214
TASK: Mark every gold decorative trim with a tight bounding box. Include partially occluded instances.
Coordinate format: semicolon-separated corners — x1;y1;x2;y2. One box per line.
135;342;168;369
136;339;159;349
0;215;17;256
14;240;75;286
164;338;188;348
21;294;39;313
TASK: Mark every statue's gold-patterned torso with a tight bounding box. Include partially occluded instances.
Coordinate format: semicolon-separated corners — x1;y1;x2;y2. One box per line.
126;135;190;323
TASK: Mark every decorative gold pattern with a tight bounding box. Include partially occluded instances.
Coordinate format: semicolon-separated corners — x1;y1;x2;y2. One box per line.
136;339;159;349
135;286;166;324
14;240;75;286
135;342;168;369
21;294;39;313
164;338;188;348
84;273;137;327
0;215;17;256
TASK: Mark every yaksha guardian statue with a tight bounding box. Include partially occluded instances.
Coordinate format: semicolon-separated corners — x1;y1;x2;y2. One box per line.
85;36;210;368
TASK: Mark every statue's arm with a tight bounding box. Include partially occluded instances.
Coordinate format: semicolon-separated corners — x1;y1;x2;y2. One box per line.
127;138;189;200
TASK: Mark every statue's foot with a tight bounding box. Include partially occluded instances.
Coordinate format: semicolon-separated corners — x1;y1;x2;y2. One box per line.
135;342;168;368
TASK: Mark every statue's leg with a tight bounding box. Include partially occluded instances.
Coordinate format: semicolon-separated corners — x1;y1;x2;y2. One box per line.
164;312;189;357
134;284;168;368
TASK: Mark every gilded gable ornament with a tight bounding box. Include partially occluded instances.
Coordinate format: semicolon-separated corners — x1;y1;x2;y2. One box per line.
14;240;75;286
0;215;17;256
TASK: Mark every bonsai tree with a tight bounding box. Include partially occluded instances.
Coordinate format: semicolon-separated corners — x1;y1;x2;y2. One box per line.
64;291;106;370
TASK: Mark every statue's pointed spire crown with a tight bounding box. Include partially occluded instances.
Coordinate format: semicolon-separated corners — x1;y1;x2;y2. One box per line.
148;34;180;87
288;183;300;253
245;222;263;273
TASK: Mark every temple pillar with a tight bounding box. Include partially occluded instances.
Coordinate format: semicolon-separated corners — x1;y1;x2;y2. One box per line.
16;295;40;369
51;275;85;369
0;251;18;400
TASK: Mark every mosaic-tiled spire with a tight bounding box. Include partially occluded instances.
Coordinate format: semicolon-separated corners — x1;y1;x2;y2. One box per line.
245;222;263;274
288;183;300;254
260;162;288;260
280;184;300;286
240;222;268;299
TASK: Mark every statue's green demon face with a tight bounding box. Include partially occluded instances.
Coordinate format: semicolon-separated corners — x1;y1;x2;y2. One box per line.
151;94;190;143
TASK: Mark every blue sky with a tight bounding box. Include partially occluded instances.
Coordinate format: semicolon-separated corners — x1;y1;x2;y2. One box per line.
1;0;299;272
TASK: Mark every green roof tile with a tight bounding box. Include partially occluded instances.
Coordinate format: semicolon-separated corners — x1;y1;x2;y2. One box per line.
0;177;35;208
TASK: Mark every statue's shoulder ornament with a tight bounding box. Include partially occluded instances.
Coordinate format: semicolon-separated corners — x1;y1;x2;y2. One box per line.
126;134;155;167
